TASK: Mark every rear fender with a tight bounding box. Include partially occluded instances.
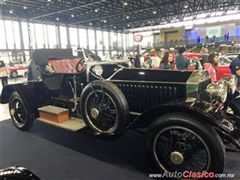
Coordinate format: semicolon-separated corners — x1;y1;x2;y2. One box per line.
0;82;51;117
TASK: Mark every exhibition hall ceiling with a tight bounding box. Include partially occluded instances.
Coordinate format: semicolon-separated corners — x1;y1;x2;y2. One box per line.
0;0;239;30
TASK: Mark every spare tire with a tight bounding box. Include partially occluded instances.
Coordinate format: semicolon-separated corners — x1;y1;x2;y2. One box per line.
80;80;130;135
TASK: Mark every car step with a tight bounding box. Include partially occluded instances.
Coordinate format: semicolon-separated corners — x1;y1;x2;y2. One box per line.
38;117;86;132
37;105;86;131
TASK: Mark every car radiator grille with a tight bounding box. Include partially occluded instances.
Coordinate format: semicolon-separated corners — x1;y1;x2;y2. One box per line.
116;82;184;112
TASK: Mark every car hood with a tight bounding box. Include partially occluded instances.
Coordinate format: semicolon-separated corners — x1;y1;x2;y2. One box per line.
99;65;210;84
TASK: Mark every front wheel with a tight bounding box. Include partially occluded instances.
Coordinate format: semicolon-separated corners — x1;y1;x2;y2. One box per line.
9;91;34;131
80;81;129;136
146;113;225;175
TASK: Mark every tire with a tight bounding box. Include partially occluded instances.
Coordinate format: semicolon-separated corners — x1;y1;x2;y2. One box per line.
146;113;225;175
80;80;129;135
9;91;34;131
11;71;18;78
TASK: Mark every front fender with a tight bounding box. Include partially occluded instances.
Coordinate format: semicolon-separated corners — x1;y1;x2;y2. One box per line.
134;98;224;128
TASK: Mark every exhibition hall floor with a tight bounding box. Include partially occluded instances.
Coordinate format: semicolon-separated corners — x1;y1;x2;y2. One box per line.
0;118;239;179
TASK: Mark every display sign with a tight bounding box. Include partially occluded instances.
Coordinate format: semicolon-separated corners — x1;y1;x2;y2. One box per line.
134;34;143;42
206;26;221;37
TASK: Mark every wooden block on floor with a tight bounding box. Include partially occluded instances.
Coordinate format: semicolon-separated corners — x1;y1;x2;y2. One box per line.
38;105;69;123
38;117;86;132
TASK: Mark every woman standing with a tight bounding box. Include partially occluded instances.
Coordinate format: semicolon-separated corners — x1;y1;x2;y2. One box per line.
150;50;161;69
159;51;176;70
204;53;219;83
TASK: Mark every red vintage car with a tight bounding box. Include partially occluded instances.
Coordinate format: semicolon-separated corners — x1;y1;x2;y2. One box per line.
185;53;231;80
8;64;28;78
185;53;201;59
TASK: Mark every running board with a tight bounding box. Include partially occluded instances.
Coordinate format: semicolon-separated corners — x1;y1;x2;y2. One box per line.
38;117;86;132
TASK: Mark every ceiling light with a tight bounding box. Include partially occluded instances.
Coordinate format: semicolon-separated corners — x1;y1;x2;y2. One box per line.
114;26;116;29
89;22;93;26
47;0;51;2
71;14;75;18
126;16;130;19
153;11;157;14
103;20;107;23
184;5;188;8
56;17;60;21
127;24;130;27
9;10;13;14
123;2;128;6
95;9;99;12
23;6;27;9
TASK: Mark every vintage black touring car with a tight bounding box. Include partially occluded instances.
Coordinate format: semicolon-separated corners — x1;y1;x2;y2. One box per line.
1;48;240;176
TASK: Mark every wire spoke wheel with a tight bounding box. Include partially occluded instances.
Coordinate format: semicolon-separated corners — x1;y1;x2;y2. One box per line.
154;126;210;172
10;99;27;126
9;91;34;131
85;90;119;133
81;81;129;135
146;113;225;175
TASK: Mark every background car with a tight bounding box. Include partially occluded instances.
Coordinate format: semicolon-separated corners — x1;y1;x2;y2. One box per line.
223;53;239;61
187;54;232;80
8;64;28;78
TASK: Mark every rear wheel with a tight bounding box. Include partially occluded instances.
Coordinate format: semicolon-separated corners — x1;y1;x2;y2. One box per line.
9;91;34;131
146;113;225;175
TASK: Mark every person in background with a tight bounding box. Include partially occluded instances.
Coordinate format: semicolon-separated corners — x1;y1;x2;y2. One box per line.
128;54;134;67
206;36;209;43
150;50;161;69
200;46;208;55
199;46;209;68
230;54;240;90
133;55;141;68
204;53;219;83
140;55;145;67
159;51;176;70
142;53;152;69
197;36;201;44
226;32;230;42
0;60;8;88
175;47;189;70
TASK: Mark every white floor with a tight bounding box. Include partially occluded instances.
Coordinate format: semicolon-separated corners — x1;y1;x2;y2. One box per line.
0;77;27;121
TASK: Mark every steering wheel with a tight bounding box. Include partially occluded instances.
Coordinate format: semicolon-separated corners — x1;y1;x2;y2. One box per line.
76;58;86;73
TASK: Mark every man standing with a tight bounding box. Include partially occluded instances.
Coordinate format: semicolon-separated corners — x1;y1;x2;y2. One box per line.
230;55;240;90
175;47;189;70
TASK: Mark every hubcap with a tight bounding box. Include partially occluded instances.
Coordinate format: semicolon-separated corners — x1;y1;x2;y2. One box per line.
170;151;184;165
91;108;99;119
10;109;15;116
85;90;119;133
